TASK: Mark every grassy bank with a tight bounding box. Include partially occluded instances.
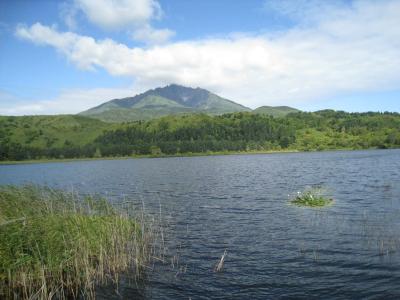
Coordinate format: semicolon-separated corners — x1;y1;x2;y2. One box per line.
0;185;157;299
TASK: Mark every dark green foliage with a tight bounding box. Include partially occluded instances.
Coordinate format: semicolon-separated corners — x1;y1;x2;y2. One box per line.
290;110;400;151
94;113;296;156
0;110;399;161
92;111;400;157
0;115;116;161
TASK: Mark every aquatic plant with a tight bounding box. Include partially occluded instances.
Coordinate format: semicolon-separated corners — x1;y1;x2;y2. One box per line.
290;187;333;207
214;250;227;272
0;185;159;299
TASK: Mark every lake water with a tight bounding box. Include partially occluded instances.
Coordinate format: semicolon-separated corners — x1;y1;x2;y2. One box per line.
1;149;400;299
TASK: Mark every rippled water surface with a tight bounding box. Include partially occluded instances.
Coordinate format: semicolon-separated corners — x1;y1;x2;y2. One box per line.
1;149;400;299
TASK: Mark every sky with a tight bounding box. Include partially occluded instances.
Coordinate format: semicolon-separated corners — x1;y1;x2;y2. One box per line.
0;0;399;115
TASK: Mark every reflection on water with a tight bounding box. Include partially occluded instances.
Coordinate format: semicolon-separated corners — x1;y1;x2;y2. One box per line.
1;149;400;299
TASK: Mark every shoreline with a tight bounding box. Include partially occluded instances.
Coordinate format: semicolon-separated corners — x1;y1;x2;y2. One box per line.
0;147;395;166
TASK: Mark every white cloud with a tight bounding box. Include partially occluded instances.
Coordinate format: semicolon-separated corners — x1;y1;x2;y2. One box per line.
0;87;137;115
64;0;174;44
131;24;175;45
14;0;400;110
75;0;161;29
60;2;78;31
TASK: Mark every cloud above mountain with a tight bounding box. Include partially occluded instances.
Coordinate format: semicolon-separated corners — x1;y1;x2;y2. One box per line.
12;0;400;113
62;0;174;44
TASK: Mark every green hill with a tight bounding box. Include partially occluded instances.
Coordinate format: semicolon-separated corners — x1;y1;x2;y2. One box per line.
253;106;300;117
89;111;400;157
0;115;113;149
1;111;400;161
80;84;251;122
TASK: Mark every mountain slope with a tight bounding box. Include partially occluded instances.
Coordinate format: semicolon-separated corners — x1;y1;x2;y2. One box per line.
0;115;113;149
80;84;251;122
253;106;300;117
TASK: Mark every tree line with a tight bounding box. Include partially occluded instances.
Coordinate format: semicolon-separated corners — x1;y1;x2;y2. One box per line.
1;111;399;161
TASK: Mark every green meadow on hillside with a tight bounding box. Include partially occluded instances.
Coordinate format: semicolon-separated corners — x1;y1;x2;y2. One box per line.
252;106;300;117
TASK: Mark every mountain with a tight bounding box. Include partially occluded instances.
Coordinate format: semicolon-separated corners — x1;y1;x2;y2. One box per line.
80;84;251;122
252;106;300;117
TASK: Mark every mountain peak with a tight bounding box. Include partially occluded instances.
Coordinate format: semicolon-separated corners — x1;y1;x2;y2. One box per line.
149;84;211;106
162;83;205;90
80;84;250;122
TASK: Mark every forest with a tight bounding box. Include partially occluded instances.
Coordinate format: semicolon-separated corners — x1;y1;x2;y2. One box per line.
1;110;400;161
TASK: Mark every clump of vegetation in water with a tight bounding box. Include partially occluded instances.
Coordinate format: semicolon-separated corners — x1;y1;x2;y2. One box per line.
290;187;333;207
0;185;158;299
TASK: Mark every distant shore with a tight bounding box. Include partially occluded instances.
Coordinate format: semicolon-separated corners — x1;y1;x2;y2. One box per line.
0;149;298;165
0;147;394;165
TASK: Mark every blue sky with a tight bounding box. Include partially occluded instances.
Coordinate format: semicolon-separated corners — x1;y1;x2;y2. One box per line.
0;0;399;115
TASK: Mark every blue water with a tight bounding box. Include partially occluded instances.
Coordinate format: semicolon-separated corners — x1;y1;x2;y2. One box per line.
1;149;400;299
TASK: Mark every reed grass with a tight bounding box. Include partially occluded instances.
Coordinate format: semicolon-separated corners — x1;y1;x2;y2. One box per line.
0;185;157;299
290;187;333;207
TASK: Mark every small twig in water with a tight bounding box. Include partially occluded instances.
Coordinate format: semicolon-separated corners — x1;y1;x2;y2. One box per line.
214;250;227;272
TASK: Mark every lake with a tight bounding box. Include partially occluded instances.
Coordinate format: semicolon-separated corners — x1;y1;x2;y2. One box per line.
1;149;400;299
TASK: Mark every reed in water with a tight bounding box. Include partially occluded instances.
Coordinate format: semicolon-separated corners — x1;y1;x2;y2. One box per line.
0;185;159;299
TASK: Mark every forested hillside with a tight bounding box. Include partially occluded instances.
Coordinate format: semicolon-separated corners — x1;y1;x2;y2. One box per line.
0;115;118;160
1;111;399;161
94;111;400;156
